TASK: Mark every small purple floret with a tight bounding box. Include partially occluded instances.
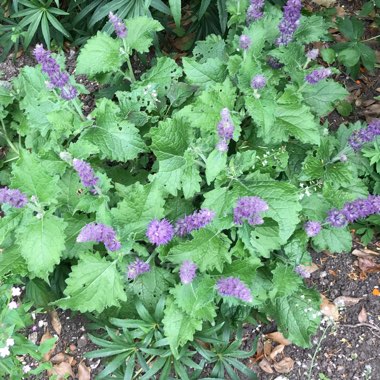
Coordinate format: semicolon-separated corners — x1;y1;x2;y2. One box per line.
216;140;229;152
73;159;99;189
295;265;310;279
217;108;234;140
146;219;174;245
77;223;121;251
0;187;28;208
251;74;266;89
348;119;380;152
179;260;197;284
217;277;252;302
326;209;348;228
239;35;252;50
276;0;302;46
109;12;127;38
127;258;150;279
175;209;215;237
306;49;319;60
304;221;322;237
61;85;78;100
234;196;269;226
247;0;265;23
305;68;332;84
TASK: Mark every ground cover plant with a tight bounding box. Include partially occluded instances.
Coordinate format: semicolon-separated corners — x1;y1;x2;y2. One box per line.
0;0;379;378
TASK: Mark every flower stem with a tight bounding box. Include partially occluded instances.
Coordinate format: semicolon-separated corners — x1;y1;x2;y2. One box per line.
0;119;19;155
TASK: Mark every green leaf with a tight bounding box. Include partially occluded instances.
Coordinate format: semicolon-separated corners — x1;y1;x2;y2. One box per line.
25;278;56;307
337;17;364;40
249;221;282;258
357;42;376;71
111;182;165;239
57;254;127;313
169;0;181;27
167;228;231;272
338;47;361;67
193;35;227;62
269;263;303;299
170;276;216;322
12;151;61;203
302;80;348;116
163;297;202;358
313;227;352;253
17;213;67;280
0;245;27;277
206;149;227;184
222;257;262;285
125;17;163;53
0;211;23;245
267;287;321;347
320;48;336;64
294;15;329;43
76;32;122;76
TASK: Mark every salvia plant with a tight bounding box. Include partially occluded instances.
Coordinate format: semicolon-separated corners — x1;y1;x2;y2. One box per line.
0;0;379;377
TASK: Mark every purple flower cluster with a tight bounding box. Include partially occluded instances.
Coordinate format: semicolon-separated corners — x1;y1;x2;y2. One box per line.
216;108;234;152
217;277;252;302
146;219;174;245
326;195;380;228
247;0;265;23
251;74;266;90
109;12;127;38
33;44;77;100
304;221;322;237
276;0;302;46
306;49;319;60
175;209;215;236
77;223;121;251
127;258;150;279
295;265;311;279
73;159;99;189
348;119;380;151
305;68;332;84
0;187;28;208
239;35;252;50
179;261;197;284
234;196;269;226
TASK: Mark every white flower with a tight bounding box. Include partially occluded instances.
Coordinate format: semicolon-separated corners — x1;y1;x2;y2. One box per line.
23;365;32;373
6;338;14;347
11;287;21;297
0;346;10;358
8;301;18;310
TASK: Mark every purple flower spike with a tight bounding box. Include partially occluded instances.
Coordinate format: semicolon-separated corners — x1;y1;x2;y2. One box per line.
61;85;78;100
306;49;319;60
276;0;302;46
295;265;310;279
0;187;28;208
146;219;174;245
247;0;265;23
73;159;99;189
217;108;234;140
326;209;348;228
179;260;197;284
127;258;150;279
175;209;215;237
304;221;321;237
216;140;229;152
234;196;269;226
109;12;127;38
217;277;252;302
251;74;266;89
77;223;121;251
239;35;252;50
49;71;69;88
305;68;332;84
348;119;380;152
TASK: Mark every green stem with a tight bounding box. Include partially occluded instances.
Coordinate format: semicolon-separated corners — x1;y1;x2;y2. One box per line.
71;98;86;121
0;119;19;155
126;55;136;83
361;34;380;42
132;355;156;379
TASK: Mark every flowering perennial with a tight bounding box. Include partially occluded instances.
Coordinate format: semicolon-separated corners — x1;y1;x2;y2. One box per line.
348;119;380;151
175;209;215;236
304;221;322;237
216;108;234;152
179;261;197;284
295;265;311;279
73;158;99;189
305;68;332;84
276;0;302;46
77;223;121;251
246;0;265;23
217;277;252;302
251;74;266;89
234;196;269;225
127;258;150;279
239;34;252;50
109;12;127;38
0;187;28;208
146;219;174;245
306;49;319;60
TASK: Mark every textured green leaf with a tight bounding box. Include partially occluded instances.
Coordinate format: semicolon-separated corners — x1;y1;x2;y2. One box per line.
17;213;67;280
193;35;227;62
0;211;23;245
221;257;262;285
12;151;61;203
163;297;202;358
0;245;27;277
76;32;122;75
295;15;330;43
167;228;231;272
57;254;127;313
269;263;303;299
313;228;352;253
206;149;227;184
249;222;282;258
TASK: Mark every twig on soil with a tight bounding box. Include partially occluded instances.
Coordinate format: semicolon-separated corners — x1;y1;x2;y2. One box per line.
341;323;380;339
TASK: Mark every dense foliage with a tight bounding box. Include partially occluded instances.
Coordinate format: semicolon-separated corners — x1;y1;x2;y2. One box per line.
0;0;379;377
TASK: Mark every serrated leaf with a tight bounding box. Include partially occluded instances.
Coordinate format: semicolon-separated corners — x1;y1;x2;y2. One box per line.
76;32;122;76
193;35;227;62
163;297;202;358
222;257;262;284
57;254;127;313
0;245;27;277
63;215;93;259
313;227;352;253
269;263;303;299
206;149;227;184
12;151;60;203
17;213;67;280
0;210;23;245
170;276;216;322
249;221;282;258
295;15;329;43
167;228;231;272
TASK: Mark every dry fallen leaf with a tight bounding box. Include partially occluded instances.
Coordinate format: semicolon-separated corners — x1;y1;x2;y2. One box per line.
320;295;339;321
333;296;362;307
265;332;292;346
78;361;91;380
259;358;274;374
358;257;380;273
50;353;66;365
311;0;336;7
352;248;380;257
49;362;75;379
263;340;273;357
50;310;62;336
40;330;56;362
358;307;368;323
273;357;294;373
269;344;285;361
